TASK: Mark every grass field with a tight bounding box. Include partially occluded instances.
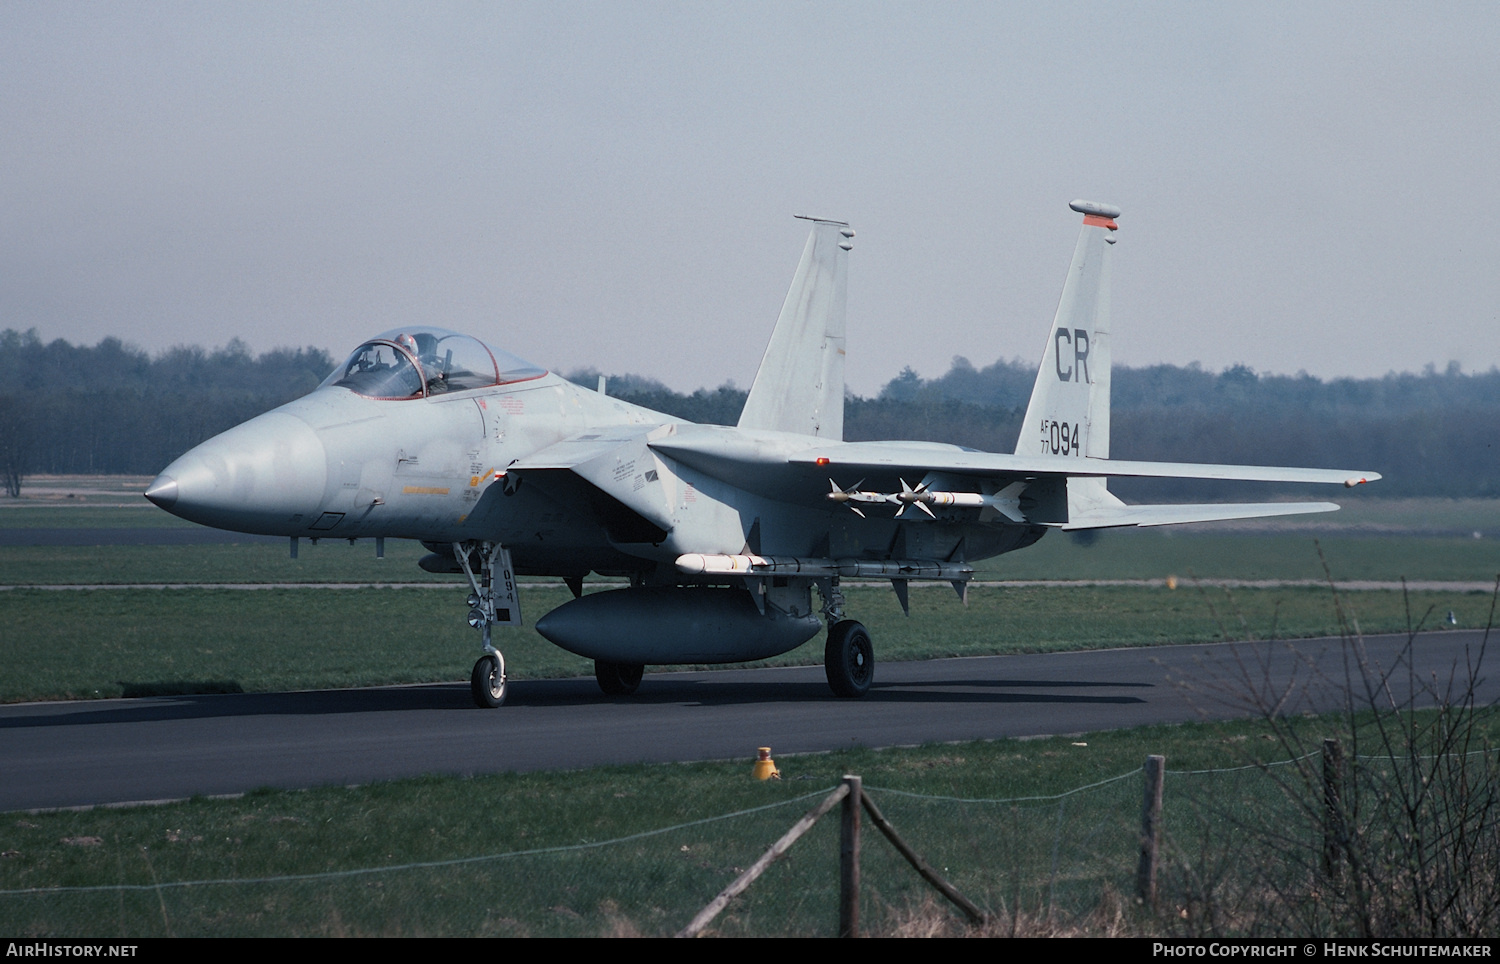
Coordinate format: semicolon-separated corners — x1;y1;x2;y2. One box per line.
4;706;1495;937
983;529;1498;582
0;540;451;586
0;505;188;528
0;723;1204;937
2;530;1498;585
2;527;1488;587
2;582;1494;702
2;494;1498;586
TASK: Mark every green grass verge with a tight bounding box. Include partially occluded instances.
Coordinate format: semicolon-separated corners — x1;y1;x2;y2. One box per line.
978;529;1499;583
4;495;1499;530
2;530;1496;586
1301;496;1500;530
0;539;453;586
2;583;1492;703
0;505;188;529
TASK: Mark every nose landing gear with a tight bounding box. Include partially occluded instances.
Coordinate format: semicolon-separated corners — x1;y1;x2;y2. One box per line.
454;541;521;708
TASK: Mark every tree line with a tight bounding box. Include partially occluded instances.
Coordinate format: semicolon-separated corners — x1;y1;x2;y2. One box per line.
0;329;333;496
576;356;1500;500
3;329;1495;499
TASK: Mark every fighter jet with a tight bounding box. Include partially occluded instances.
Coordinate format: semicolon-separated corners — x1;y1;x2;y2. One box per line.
145;201;1379;707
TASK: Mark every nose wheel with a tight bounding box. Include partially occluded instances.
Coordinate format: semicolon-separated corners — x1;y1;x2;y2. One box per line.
471;653;507;708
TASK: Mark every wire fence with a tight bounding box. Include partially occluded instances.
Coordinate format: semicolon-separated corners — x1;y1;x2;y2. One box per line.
4;748;1496;937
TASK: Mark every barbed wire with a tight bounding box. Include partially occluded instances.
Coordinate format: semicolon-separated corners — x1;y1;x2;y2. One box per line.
866;768;1138;805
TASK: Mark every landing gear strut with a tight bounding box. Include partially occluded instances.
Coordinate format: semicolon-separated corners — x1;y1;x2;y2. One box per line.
815;578;873;698
454;541;521;708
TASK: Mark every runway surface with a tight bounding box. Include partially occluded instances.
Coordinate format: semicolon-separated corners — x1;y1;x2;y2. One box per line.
1;629;1492;812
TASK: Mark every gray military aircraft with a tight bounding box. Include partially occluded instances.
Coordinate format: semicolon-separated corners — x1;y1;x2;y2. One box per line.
145;201;1379;707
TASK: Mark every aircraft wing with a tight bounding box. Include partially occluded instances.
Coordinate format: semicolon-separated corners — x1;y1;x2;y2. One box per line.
648;427;1378;529
650;428;1378;486
507;428;681;536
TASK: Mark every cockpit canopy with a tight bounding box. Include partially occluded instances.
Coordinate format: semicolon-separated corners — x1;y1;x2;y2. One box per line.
320;327;546;399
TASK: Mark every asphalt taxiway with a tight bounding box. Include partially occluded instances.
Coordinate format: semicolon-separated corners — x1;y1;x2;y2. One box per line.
1;629;1491;812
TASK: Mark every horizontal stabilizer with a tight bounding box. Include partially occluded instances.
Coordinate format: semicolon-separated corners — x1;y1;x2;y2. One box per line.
1062;500;1340;530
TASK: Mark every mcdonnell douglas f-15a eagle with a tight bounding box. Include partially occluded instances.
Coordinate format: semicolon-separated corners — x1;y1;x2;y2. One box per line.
145;201;1380;707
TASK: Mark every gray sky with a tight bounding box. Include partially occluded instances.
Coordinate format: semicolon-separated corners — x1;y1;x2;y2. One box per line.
3;2;1497;395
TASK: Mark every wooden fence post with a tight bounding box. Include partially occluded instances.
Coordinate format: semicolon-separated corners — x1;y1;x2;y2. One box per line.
840;774;862;938
1322;737;1345;880
676;781;852;938
1136;754;1165;907
860;789;988;927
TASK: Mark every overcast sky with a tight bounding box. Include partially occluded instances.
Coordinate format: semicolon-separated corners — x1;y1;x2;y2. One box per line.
3;2;1496;395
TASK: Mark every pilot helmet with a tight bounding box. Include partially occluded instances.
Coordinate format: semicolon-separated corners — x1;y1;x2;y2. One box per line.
394;333;419;357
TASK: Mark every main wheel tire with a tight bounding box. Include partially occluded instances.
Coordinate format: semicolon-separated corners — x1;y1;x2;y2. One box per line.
825;620;874;698
471;654;506;708
595;660;645;696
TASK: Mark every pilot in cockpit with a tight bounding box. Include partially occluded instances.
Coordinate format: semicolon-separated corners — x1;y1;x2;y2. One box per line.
393;332;450;394
322;327;543;399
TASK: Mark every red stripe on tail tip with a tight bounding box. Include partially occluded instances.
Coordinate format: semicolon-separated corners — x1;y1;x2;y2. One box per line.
1083;214;1119;230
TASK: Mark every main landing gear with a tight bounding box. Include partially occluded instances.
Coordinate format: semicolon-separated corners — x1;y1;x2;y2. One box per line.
825;619;873;698
454;541;521;709
817;579;873;698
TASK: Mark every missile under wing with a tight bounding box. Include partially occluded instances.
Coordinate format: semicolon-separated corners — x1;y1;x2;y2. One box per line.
146;204;1379;706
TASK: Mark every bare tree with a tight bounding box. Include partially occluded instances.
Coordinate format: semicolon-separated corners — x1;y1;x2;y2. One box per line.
0;395;31;497
1163;566;1500;937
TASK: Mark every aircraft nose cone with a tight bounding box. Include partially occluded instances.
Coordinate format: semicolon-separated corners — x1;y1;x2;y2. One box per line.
143;474;178;509
150;411;329;533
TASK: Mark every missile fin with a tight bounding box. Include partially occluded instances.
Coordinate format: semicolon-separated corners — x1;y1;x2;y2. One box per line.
891;578;910;616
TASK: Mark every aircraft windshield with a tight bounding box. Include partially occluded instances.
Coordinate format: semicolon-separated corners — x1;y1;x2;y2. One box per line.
321;327;545;399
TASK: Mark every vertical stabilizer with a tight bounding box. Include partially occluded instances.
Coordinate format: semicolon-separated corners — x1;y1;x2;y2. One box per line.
738;217;852;439
1015;200;1118;459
